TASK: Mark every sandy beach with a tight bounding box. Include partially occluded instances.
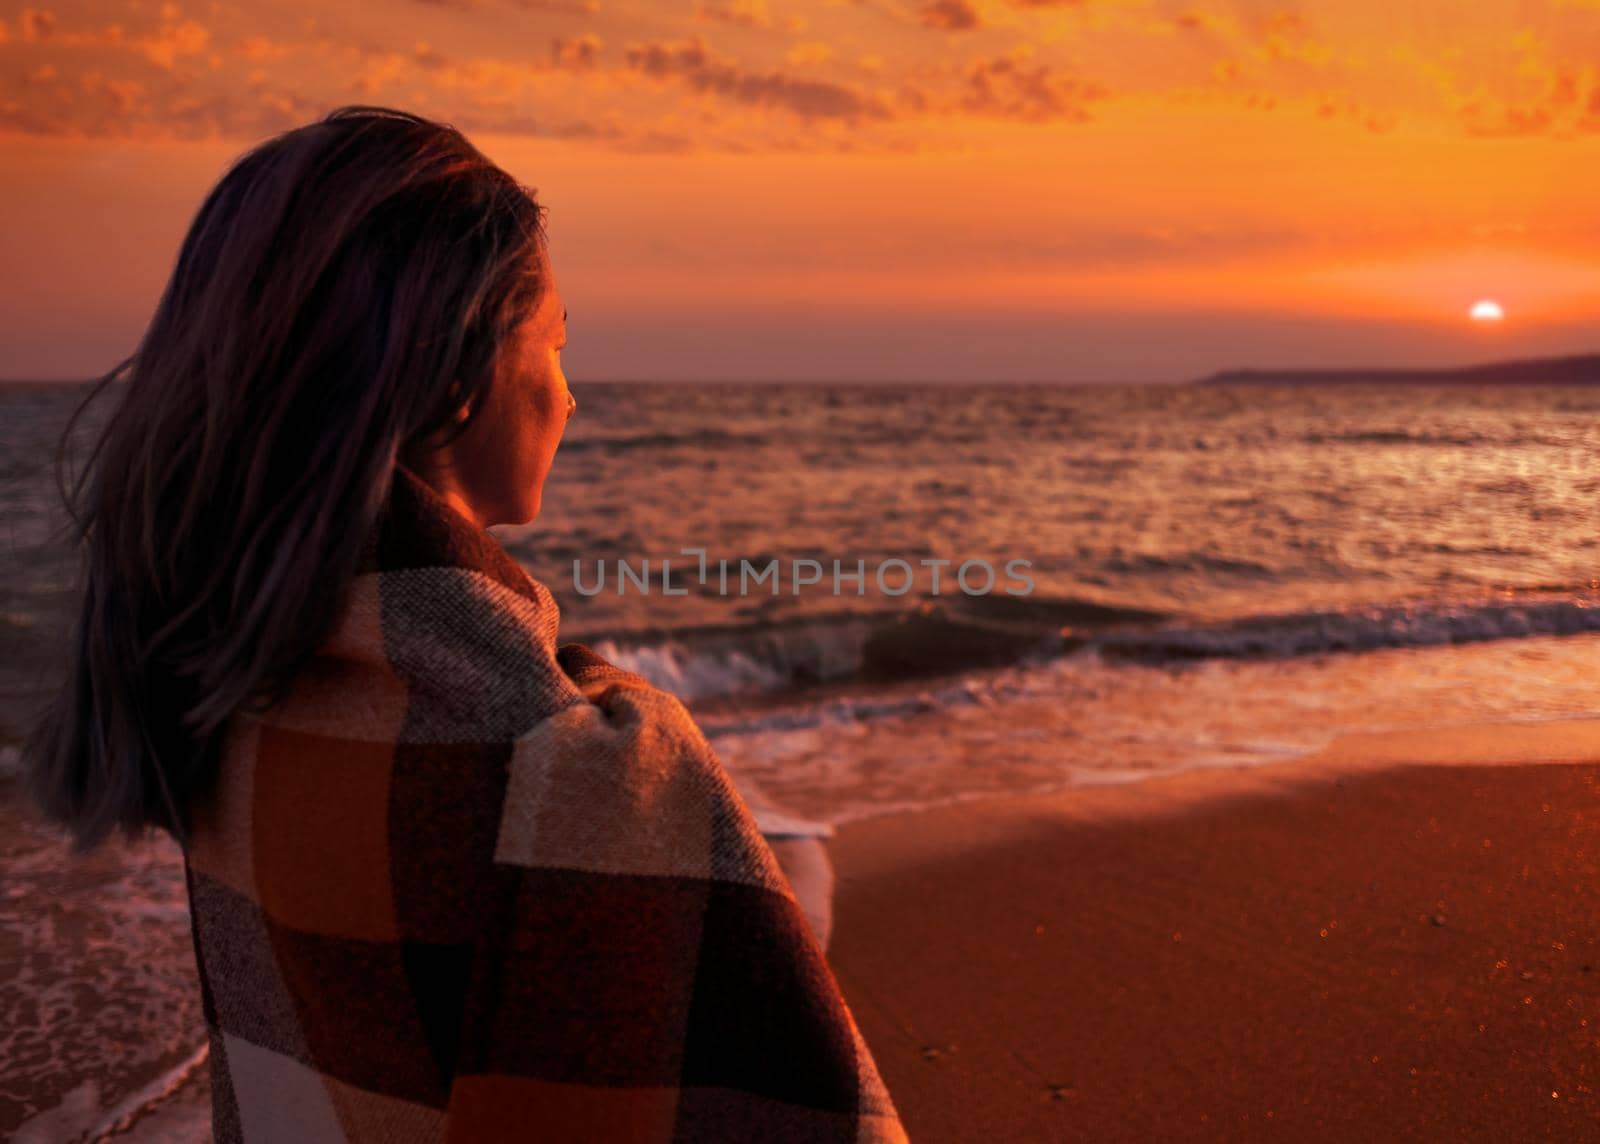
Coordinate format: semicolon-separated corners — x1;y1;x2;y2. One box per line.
10;719;1599;1141
827;721;1600;1142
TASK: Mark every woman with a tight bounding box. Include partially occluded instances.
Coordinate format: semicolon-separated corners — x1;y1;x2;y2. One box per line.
24;106;905;1142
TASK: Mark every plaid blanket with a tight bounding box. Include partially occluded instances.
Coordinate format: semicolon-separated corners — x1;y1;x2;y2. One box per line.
181;464;907;1142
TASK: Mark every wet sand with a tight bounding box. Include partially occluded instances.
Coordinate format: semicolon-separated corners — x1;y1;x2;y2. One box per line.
827;721;1600;1141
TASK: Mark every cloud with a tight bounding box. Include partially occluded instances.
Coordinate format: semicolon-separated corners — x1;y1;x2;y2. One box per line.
787;40;833;66
1;8;218;69
1167;3;1330;68
551;32;602;69
1401;28;1600;138
1313;95;1398;134
12;0;1594;153
1172;8;1224;34
958;46;1106;121
237;35;293;61
1251;9;1329;67
1460;94;1560;137
1474;40;1599;137
348;42;448;95
0;11;670;148
696;0;766;25
0;70;322;140
1161;3;1375;125
622;35;892;120
921;0;982;30
140;18;210;69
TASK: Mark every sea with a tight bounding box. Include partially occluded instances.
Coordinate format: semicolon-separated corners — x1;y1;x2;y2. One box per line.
6;376;1600;1137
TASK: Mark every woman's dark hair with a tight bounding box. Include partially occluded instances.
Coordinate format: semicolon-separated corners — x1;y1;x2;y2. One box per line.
23;106;549;855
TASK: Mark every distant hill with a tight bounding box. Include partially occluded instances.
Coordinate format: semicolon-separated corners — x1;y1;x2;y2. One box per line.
1194;353;1600;386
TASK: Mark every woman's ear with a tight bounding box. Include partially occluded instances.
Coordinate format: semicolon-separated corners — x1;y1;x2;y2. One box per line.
441;374;476;426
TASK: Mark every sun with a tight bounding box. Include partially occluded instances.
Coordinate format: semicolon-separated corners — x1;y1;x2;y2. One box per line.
1470;300;1505;322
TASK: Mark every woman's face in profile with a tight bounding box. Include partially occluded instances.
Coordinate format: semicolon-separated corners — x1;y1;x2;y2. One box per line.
420;252;574;528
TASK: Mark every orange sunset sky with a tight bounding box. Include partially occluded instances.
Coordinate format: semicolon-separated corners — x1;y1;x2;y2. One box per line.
1;0;1598;381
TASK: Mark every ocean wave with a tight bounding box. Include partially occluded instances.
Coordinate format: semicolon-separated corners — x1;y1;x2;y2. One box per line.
1095;595;1600;662
580;593;1164;700
579;590;1600;702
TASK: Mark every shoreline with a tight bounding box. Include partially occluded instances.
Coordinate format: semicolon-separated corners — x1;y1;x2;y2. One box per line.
14;719;1600;1141
830;715;1600;858
826;720;1600;1141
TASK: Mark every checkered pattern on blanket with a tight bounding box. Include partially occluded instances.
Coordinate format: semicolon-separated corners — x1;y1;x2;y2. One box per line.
181;463;907;1142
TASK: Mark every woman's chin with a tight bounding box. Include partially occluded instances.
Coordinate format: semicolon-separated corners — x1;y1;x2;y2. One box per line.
510;492;543;527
